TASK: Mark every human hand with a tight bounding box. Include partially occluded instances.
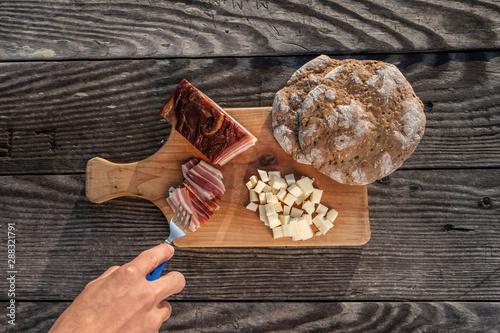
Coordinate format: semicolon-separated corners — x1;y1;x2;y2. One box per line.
49;244;185;333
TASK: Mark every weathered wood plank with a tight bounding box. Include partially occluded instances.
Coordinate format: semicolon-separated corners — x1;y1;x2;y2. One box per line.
0;0;499;60
1;52;499;174
0;169;498;301
3;301;500;332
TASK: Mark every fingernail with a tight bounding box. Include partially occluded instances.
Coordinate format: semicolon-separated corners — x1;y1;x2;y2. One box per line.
166;244;174;254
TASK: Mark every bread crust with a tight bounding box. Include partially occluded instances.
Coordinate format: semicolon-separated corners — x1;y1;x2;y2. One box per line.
272;55;343;164
272;56;426;185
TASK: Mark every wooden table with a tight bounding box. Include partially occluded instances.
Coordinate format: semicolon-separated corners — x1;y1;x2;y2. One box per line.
1;1;499;331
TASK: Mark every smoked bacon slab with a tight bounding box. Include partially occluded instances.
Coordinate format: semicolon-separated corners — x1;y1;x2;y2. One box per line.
159;79;257;166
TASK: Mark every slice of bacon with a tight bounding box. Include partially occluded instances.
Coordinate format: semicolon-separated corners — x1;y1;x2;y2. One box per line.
183;181;220;213
166;158;224;232
167;186;203;231
159;79;257;165
182;158;225;199
186;160;225;199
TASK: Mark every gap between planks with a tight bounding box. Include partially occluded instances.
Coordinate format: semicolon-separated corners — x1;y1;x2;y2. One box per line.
1;48;500;64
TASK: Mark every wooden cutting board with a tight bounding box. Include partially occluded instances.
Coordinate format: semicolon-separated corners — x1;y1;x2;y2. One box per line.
86;107;370;247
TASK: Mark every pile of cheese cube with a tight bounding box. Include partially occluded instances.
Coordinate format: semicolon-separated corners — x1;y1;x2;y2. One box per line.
245;169;338;241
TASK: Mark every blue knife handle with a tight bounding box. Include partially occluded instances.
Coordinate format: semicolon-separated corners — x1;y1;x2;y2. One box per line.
146;261;168;281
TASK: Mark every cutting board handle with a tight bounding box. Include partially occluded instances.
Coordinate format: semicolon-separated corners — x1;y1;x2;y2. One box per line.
86;157;139;203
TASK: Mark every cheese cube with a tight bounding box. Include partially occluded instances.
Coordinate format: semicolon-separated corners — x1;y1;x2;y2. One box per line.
257;169;269;182
326;209;339;222
295;192;310;205
265;203;277;216
298;217;314;240
301;175;315;182
272;177;288;190
276;188;287;201
312;214;325;228
274;202;283;213
296;177;315;196
258;205;269;226
282;223;292;237
290;219;302;241
246;202;258;212
303;213;313;225
285;173;296;185
246;169;334;241
249;175;258;187
268;213;281;228
268;171;281;179
266;192;276;204
310;189;323;204
249;190;259;202
254;180;266;194
312;214;333;235
272;226;284;239
302;200;315;215
259;192;267;204
318;222;333;235
283;193;297;207
316;203;328;215
290;207;303;218
287;183;304;197
279;214;290;225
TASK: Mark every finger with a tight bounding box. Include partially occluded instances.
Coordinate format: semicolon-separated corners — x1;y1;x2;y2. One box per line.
155;271;186;302
157;300;173;322
143;302;172;333
129;244;175;276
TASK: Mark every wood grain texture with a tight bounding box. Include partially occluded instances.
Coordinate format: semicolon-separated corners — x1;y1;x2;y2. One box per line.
0;0;499;60
3;301;500;332
86;107;370;247
1;52;500;174
0;169;498;301
0;0;498;331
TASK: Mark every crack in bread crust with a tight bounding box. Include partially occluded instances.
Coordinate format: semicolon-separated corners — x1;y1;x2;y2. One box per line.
272;55;343;165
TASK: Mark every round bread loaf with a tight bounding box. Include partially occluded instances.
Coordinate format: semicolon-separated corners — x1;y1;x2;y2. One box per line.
272;56;425;185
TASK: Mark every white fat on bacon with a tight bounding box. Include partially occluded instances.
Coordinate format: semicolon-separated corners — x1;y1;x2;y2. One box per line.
215;135;257;166
167;158;224;231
